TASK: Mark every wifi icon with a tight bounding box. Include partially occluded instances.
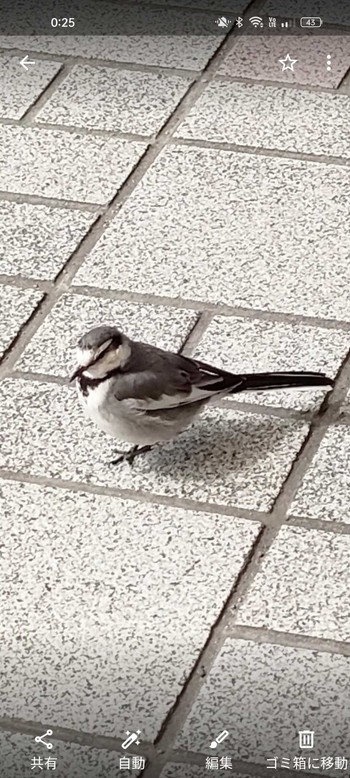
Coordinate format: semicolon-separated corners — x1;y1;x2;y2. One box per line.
249;15;263;27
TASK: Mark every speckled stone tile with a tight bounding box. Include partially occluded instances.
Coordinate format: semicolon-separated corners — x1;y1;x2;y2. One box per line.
0;202;95;279
217;36;350;88
0;380;308;510
176;639;350;765
0;729;142;778
0;54;61;119
0;284;42;358
0;126;145;204
17;294;197;376
0;6;223;69
290;424;350;523
74;146;350;320
0;478;259;736
36;65;192;134
193;316;342;411
261;0;350;26
176;81;350;157
237;526;350;640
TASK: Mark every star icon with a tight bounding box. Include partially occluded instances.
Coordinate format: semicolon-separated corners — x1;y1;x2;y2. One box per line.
279;53;298;72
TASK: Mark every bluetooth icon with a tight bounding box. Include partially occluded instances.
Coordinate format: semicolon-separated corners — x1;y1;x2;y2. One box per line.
235;17;244;27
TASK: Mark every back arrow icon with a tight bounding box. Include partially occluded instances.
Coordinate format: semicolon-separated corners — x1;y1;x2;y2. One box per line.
20;55;35;70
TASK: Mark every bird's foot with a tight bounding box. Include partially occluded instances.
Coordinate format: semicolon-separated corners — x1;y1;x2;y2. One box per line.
109;444;153;467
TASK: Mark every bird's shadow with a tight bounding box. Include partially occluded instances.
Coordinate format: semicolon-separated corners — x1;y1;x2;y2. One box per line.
113;412;305;483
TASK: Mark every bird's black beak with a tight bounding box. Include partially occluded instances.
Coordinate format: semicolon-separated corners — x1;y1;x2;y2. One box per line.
69;366;83;383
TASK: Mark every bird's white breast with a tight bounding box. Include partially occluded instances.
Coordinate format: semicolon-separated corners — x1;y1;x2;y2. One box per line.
77;377;148;443
77;378;117;433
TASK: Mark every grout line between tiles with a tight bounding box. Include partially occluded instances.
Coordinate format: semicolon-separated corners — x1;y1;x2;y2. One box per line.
1;45;349;99
0;190;103;211
69;285;350;331
336;63;350;90
225;625;350;656
289;515;350;534
3;449;350;537
0;48;202;77
170;136;350;167
1;115;349;167
213;73;350;93
1;464;350;533
19;63;73;124
0;275;52;292
0;116;154;143
177;310;215;354
0;466;270;525
3;278;350;335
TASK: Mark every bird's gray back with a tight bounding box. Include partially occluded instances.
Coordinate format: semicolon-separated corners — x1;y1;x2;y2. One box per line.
112;341;199;403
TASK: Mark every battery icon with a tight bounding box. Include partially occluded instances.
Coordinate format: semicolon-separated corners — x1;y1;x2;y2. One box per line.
300;16;323;27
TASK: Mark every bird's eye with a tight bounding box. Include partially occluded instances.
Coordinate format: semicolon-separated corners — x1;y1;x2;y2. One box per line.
86;340;113;368
95;339;113;358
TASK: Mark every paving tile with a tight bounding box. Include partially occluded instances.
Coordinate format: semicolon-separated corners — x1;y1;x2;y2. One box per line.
0;6;223;69
74;146;350;320
0;478;259;736
176;81;350;157
0;54;61;119
0;202;95;279
0;126;146;204
290;424;350;523
193;315;344;411
262;0;350;26
217;36;350;88
236;526;350;640
17;294;197;376
0;729;142;778
0;284;43;358
176;638;350;765
36;65;192;135
0;379;308;510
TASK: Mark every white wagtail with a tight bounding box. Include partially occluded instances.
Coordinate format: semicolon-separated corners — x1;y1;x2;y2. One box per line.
69;324;333;465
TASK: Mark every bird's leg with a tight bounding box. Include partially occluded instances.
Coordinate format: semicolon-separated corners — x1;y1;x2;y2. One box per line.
109;444;153;467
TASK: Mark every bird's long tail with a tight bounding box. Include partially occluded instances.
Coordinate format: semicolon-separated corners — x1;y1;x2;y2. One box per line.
231;371;333;393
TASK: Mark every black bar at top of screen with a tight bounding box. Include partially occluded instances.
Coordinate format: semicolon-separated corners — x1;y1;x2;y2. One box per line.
0;0;349;35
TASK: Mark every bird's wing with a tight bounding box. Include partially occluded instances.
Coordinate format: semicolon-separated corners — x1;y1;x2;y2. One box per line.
112;345;242;411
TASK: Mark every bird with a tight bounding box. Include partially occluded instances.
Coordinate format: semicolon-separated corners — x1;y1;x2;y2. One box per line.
69;324;334;466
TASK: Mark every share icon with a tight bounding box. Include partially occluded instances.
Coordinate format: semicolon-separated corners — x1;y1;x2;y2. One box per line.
35;730;53;749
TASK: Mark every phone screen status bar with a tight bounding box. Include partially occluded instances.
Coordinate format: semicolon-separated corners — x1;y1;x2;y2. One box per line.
215;15;324;32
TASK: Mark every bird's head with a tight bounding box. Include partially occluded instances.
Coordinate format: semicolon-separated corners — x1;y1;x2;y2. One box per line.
69;325;131;382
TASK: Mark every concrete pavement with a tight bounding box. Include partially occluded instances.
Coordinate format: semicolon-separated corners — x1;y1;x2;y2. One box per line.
0;2;350;776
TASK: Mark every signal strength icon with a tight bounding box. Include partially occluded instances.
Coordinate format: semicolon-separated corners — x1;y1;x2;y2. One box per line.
249;15;263;27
